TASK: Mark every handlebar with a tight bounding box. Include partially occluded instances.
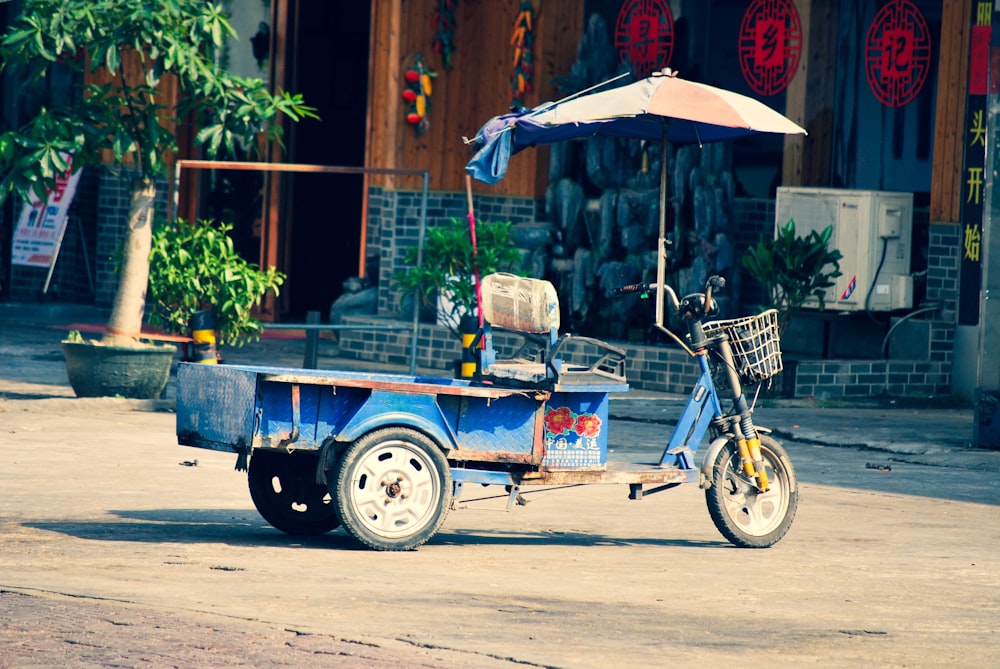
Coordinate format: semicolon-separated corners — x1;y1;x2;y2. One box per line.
612;282;652;297
612;275;725;322
610;274;727;356
704;276;726;312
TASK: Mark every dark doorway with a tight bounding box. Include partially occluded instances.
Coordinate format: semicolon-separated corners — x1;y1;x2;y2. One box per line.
0;1;12;300
283;1;371;319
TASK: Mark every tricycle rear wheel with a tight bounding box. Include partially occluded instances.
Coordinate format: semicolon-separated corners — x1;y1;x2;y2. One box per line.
332;427;452;551
705;434;798;548
248;450;341;535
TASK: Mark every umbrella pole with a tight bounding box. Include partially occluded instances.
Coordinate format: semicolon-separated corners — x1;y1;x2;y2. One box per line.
465;174;485;327
655;139;668;331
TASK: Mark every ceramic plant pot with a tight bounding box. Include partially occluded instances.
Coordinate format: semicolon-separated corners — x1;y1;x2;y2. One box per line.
62;340;177;399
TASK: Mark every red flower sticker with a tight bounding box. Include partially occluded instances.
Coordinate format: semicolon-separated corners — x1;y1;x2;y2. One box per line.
544;406;576;435
574;413;602;438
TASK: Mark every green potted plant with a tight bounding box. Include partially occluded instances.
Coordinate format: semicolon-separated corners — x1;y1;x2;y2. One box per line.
147;217;285;359
395;217;523;338
742;219;844;332
0;0;315;398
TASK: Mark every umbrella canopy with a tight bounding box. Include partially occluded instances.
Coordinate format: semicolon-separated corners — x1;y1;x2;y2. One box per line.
466;69;806;185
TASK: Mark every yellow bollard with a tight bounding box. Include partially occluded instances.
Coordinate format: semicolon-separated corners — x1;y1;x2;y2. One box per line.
460;315;479;378
190;310;218;364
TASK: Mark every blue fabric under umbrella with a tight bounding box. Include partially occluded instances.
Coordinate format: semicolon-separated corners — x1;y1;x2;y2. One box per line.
465;69;806;185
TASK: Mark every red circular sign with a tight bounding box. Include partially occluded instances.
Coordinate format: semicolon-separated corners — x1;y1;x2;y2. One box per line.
615;0;674;78
738;0;802;96
865;0;932;107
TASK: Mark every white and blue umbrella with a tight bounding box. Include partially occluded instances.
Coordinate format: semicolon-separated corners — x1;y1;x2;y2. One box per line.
466;69;806;185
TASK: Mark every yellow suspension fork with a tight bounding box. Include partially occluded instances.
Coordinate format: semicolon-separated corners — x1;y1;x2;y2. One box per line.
736;435;770;492
714;334;770;491
732;417;770;492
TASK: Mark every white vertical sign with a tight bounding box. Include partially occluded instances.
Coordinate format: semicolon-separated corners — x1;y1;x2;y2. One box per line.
11;155;82;268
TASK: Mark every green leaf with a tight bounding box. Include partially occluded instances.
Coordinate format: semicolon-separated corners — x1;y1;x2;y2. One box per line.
104;41;119;71
147;218;284;345
393;218;521;338
819;224;833;245
740;218;843;332
33;29;54;60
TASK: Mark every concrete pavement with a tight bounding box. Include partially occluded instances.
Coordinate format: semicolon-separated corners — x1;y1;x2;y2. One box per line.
1;392;997;668
1;304;998;668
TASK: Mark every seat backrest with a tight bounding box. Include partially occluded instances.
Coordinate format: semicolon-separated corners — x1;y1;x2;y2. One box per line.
480;273;560;334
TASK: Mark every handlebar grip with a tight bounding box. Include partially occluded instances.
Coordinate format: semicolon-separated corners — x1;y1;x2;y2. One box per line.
613;282;651;296
703;276;724;317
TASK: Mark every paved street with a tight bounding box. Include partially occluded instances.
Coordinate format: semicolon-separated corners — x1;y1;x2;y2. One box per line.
0;315;998;667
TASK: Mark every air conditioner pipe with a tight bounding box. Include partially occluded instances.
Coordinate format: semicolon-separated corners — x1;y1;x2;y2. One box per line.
880;303;941;359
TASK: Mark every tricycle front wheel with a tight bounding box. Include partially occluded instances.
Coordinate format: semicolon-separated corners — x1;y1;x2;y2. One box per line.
248;450;341;535
332;428;452;551
705;434;798;548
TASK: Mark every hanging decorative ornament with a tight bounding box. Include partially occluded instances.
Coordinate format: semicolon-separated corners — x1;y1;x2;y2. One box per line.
432;0;458;69
615;0;673;78
401;54;436;135
864;0;931;107
510;1;535;105
738;0;801;96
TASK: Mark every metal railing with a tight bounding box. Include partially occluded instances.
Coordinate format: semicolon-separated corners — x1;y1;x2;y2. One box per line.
170;160;431;375
263;310;416;370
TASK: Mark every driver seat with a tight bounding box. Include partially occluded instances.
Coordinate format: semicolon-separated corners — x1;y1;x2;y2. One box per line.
475;273;627;389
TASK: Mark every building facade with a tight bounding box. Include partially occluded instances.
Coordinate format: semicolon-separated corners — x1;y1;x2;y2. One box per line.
0;0;993;410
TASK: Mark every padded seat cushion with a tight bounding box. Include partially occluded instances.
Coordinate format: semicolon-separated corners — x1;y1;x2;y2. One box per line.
480;273;559;334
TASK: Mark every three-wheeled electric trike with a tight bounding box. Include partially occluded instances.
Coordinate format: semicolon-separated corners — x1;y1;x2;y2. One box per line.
175;267;798;551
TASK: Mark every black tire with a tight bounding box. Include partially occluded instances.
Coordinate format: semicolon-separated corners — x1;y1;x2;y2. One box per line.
248;450;341;535
705;434;798;548
332;428;452;551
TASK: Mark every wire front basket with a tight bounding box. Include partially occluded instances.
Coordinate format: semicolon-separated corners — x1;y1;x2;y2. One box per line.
702;309;783;384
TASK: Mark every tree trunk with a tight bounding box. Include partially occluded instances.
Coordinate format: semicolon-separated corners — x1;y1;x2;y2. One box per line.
103;177;157;345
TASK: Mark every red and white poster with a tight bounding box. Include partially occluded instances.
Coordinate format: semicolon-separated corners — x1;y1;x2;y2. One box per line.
11;156;81;268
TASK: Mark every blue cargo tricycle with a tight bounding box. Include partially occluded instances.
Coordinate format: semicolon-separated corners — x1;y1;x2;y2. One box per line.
175;270;798;551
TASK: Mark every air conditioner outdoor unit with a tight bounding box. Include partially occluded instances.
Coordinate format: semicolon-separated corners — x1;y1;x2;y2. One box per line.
775;187;913;312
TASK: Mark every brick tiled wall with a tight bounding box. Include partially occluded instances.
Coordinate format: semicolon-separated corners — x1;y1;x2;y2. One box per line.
94;170;170;308
926;222;959;371
368;187;539;318
731;198;774;309
343;190;960;400
792;359;951;399
927;222;960;322
337;313;702;394
338;315;954;398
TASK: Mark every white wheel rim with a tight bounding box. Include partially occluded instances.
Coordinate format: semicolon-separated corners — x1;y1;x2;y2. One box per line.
720;450;790;537
346;439;442;539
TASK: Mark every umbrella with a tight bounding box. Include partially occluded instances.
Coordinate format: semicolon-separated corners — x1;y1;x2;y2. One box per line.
466;69;805;185
464;68;805;330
